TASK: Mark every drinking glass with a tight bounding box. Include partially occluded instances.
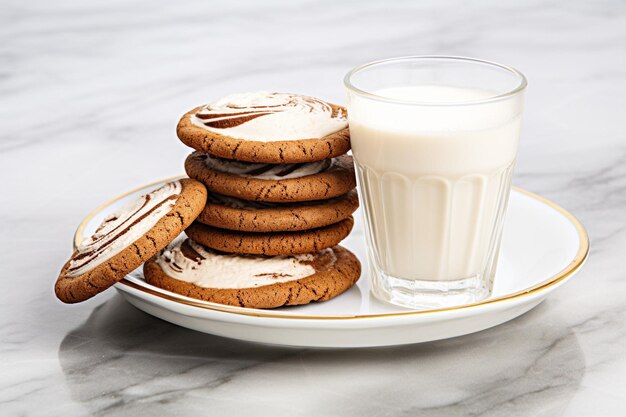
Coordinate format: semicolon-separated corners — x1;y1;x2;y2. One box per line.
344;56;527;309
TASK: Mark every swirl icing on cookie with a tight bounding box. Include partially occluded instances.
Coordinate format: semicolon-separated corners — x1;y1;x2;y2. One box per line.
156;239;327;289
66;181;182;277
190;92;347;141
202;154;332;180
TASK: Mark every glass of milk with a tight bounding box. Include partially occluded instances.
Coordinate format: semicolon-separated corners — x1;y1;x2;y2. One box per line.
344;56;527;309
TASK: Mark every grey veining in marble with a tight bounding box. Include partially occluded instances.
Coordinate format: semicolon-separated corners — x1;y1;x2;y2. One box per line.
1;0;625;415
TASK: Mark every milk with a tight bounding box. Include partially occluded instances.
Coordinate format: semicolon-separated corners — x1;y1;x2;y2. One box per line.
348;85;523;282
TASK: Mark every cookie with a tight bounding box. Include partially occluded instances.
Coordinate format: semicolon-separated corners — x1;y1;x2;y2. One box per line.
198;190;359;232
55;179;207;304
185;152;356;203
143;239;361;309
176;92;350;164
185;216;354;256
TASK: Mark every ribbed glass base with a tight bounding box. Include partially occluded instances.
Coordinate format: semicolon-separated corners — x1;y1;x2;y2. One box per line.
370;260;493;310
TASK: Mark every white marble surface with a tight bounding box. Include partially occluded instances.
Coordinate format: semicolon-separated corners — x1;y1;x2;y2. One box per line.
1;0;624;415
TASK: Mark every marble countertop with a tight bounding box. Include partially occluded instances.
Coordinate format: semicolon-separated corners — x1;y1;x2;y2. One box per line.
2;0;625;415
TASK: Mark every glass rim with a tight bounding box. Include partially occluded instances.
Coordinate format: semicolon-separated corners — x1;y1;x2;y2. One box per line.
343;55;528;106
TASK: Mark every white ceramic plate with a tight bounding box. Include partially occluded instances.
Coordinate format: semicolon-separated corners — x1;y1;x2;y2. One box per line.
75;178;588;348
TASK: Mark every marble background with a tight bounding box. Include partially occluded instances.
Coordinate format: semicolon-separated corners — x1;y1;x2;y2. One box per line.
1;0;625;415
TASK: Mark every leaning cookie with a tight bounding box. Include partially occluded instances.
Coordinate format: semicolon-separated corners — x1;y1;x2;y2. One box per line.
55;179;207;304
144;239;361;309
185;216;354;256
198;190;359;232
176;92;350;164
186;152;356;202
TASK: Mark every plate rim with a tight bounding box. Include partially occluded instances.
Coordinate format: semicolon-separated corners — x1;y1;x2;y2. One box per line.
74;176;589;321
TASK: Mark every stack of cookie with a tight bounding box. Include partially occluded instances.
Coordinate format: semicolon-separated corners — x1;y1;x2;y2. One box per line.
147;92;361;308
54;92;361;309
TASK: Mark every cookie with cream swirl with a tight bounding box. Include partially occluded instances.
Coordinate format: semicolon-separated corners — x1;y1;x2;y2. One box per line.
177;92;351;164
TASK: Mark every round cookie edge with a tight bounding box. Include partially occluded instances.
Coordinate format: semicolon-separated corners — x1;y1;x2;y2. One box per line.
185;152;356;203
185;216;355;256
143;245;361;309
54;179;208;304
176;105;351;164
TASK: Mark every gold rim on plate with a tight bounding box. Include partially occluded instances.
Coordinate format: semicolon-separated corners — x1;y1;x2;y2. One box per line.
74;176;589;320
